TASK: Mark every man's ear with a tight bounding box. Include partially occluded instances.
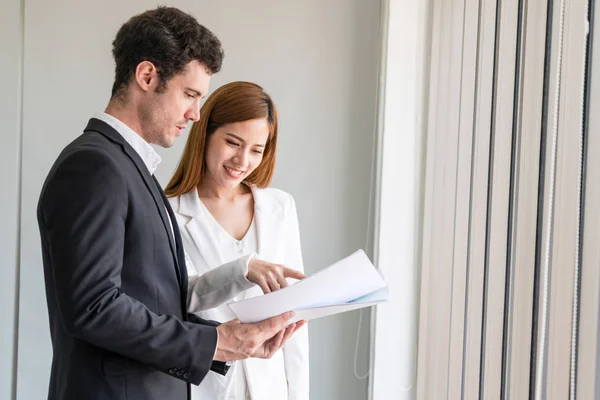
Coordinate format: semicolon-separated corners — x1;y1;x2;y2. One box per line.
134;61;158;92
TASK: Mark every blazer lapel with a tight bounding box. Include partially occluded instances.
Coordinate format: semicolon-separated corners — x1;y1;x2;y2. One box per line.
251;187;284;260
179;187;285;271
178;190;226;271
84;118;182;286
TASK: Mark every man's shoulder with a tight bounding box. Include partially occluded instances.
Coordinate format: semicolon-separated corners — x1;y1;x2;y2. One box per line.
54;128;121;166
67;126;116;152
42;130;124;192
38;130;128;213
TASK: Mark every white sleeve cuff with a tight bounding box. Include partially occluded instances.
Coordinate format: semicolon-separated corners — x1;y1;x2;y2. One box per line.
242;252;258;283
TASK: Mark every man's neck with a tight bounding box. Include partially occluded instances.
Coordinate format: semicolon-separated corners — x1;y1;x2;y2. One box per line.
104;101;147;143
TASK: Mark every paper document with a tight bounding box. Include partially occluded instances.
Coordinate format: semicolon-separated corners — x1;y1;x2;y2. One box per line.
228;249;388;324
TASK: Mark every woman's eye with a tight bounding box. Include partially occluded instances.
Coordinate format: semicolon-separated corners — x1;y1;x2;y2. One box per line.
226;140;239;147
186;93;195;99
253;149;263;154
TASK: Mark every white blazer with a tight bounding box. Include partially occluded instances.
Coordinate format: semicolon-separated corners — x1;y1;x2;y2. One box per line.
168;187;310;400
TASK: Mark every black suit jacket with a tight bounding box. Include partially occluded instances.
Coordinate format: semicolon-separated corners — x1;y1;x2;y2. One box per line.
37;118;226;400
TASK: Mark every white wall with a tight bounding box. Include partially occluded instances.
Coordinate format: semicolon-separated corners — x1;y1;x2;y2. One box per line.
11;1;381;399
0;0;22;399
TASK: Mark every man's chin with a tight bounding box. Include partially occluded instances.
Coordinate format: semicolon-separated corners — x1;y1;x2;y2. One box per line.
155;136;177;148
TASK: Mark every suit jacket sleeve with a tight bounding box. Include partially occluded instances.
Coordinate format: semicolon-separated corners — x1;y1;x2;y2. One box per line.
281;194;310;400
185;250;255;313
38;148;217;386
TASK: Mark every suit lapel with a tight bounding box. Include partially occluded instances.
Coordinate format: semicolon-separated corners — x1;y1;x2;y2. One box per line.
156;180;188;314
84;118;183;289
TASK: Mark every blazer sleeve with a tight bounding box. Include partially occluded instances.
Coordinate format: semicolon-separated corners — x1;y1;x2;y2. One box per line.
281;194;310;400
38;148;216;386
185;250;256;313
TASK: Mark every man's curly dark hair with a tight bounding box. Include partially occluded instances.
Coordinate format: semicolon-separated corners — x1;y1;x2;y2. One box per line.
110;6;224;98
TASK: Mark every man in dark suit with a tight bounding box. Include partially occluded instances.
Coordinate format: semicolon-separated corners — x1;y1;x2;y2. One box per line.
37;7;303;400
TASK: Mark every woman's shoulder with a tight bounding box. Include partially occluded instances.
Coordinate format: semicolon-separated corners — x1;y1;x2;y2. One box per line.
166;191;197;219
166;194;180;210
252;186;296;210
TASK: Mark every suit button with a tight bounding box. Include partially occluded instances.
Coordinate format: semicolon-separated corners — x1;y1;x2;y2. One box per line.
177;370;184;377
169;368;176;375
183;372;190;379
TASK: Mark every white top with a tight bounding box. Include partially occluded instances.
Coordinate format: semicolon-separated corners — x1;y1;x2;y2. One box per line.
196;200;256;400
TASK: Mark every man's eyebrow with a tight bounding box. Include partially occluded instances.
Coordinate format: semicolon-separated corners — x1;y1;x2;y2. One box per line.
185;87;203;97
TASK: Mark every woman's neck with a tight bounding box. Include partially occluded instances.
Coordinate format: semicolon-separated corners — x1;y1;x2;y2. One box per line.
197;180;249;201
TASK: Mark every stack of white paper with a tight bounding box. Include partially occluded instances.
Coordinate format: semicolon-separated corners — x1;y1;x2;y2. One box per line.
228;249;388;324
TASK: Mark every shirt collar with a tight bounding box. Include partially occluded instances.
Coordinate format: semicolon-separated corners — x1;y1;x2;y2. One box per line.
94;112;162;175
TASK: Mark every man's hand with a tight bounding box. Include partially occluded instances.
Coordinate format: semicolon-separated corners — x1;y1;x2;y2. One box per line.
214;311;306;362
247;258;306;293
250;319;306;358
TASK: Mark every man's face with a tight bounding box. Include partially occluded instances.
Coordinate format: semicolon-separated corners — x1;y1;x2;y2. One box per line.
139;60;210;148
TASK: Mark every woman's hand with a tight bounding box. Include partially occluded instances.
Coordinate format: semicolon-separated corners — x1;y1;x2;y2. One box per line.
247;258;306;293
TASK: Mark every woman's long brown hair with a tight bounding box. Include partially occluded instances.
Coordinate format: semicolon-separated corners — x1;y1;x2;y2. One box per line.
165;81;278;198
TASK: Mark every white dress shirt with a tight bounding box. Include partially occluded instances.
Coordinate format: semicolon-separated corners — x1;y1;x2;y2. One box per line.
94;112;162;174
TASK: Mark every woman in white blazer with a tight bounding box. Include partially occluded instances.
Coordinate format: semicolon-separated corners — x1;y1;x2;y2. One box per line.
165;81;309;400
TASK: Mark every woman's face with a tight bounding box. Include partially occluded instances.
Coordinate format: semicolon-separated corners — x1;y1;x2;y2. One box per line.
203;118;270;190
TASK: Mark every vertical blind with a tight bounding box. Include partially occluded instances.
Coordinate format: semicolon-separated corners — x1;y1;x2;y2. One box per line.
416;0;596;398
